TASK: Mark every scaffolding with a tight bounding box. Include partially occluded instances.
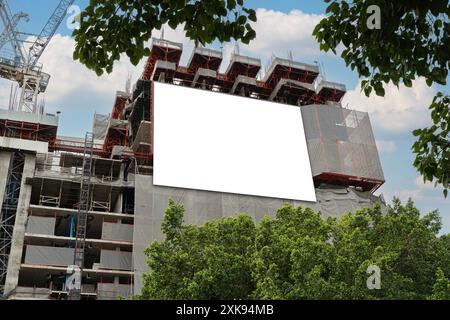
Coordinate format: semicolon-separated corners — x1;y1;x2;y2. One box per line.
51;137;104;156
0;110;58;149
0;152;25;296
137;38;345;106
301;104;385;191
111;92;130;120
68;132;94;300
103;119;129;158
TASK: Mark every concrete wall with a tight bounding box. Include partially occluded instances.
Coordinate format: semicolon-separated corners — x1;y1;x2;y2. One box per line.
4;154;36;293
97;283;132;300
26;216;56;236
24;245;74;267
100;250;132;271
102;222;133;242
0;137;48;154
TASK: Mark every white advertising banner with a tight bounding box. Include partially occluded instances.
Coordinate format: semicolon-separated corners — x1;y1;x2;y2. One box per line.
153;82;316;202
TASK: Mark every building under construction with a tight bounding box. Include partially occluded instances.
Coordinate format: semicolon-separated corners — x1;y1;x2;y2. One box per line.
0;38;385;300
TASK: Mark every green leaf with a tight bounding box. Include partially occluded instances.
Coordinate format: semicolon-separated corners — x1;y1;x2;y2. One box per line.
404;78;413;88
237;15;247;25
374;83;385;96
326;2;340;14
364;85;373;97
227;0;236;10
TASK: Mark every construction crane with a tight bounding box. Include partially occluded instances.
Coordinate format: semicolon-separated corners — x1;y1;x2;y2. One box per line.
0;0;75;114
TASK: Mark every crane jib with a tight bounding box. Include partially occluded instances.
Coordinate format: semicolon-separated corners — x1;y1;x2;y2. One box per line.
27;0;76;69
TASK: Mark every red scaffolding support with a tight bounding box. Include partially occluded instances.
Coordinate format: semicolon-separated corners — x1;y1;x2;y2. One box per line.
141;39;183;81
51;137;104;156
103;125;129;158
314;172;384;193
0;119;58;149
111;95;129;120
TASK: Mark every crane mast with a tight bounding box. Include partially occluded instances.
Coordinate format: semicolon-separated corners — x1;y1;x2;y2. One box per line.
0;0;75;113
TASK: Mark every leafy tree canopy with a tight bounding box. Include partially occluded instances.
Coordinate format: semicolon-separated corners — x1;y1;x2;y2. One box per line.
313;0;449;95
141;199;256;300
73;0;256;75
140;199;449;300
313;0;450;196
413;93;450;197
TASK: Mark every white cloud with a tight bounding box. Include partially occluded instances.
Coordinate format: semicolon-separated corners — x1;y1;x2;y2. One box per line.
40;35;144;108
343;78;436;133
240;9;325;64
395;189;424;202
376;140;397;153
414;176;439;190
393;176;444;203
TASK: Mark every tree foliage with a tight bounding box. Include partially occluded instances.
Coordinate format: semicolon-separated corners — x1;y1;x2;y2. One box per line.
141;199;449;300
313;0;449;94
73;0;257;75
413;93;450;197
141;199;256;300
429;268;450;300
312;0;450;196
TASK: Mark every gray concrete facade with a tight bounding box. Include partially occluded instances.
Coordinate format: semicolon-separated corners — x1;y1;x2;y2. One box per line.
4;154;36;293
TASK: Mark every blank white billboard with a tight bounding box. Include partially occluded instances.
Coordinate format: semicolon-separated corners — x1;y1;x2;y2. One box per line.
153;82;316;202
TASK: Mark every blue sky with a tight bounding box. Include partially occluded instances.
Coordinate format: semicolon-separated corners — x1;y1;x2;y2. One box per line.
1;1;449;233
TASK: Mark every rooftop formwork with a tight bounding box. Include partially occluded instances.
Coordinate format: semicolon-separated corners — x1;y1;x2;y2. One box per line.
125;38;383;191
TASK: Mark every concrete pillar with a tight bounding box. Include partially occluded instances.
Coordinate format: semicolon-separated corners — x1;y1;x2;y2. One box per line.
114;192;123;214
113;248;121;299
0;152;12;207
4;154;36;293
116;164;126;214
119;163;126;181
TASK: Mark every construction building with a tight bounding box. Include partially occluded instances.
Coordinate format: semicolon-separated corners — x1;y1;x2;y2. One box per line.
0;38;385;300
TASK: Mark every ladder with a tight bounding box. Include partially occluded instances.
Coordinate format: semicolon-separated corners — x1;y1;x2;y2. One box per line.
68;132;94;300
